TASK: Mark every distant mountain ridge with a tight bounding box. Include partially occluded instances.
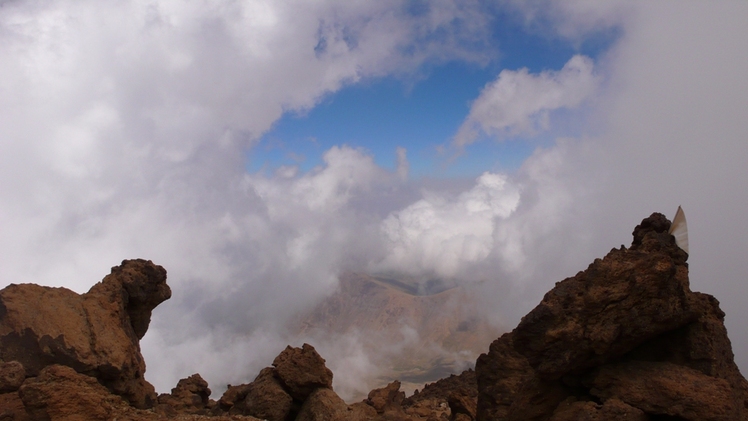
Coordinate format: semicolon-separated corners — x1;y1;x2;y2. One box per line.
293;272;501;395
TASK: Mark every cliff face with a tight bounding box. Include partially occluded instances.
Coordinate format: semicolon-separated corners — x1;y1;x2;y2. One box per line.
1;212;747;421
475;212;748;420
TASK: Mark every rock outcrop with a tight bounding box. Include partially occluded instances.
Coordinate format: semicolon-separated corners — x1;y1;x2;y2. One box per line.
15;364;262;421
156;374;214;416
475;212;748;420
216;343;378;421
0;259;170;409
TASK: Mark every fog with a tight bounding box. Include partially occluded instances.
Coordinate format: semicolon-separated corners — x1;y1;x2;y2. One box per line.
1;0;747;401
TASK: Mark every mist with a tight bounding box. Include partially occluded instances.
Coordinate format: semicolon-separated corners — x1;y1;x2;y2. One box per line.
2;0;747;401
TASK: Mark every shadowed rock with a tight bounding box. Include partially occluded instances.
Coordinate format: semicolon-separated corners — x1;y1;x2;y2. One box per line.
273;343;334;402
475;212;748;420
156;373;214;416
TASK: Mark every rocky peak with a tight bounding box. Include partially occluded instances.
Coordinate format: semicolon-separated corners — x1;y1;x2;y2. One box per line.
476;212;748;420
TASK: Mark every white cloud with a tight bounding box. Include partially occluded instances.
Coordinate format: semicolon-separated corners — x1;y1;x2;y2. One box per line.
503;0;633;41
0;0;490;289
377;172;520;278
453;54;599;146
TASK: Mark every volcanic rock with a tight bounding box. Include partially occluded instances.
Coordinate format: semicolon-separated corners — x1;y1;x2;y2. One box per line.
241;367;294;420
16;364;262;421
272;343;334;402
0;390;28;421
18;364;134;420
366;380;405;414
0;361;25;393
295;388;354;421
156;374;214;416
216;343;341;421
475;212;748;420
0;259;170;408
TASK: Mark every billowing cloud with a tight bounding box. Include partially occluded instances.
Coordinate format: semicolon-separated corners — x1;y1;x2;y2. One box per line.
377;172;520;278
452;54;598;146
0;0;492;293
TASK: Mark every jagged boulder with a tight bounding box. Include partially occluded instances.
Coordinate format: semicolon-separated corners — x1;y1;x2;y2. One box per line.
242;367;294;421
366;380;405;414
156;373;214;416
217;343;341;421
295;388;353;421
475;212;748;420
404;369;477;420
272;343;334;401
0;259;170;409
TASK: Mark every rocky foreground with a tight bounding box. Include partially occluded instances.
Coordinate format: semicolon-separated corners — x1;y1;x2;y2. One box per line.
1;212;747;420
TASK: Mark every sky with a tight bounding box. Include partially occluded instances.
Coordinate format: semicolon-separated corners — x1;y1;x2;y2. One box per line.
1;0;748;401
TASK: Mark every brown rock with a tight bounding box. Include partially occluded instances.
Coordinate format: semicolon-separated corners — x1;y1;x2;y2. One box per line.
549;397;647;421
448;390;476;420
18;364;131;420
0;391;29;421
475;212;748;421
548;398;599;421
405;369;477;406
272;343;333;402
504;375;569;421
475;333;534;420
0;259;170;408
156;373;212;415
296;388;350;421
243;367;293;421
512;214;694;379
218;383;251;412
348;401;379;420
598;398;648;420
0;361;25;393
588;360;738;421
366;380;405;414
16;365;263;421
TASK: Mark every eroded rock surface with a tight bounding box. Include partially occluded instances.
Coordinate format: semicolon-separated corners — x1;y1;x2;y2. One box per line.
157;374;214;416
475;212;748;420
0;259;170;408
17;364;261;421
217;343;341;421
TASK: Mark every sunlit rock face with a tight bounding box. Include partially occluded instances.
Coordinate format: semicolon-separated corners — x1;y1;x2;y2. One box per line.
0;259;170;409
475;212;748;421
